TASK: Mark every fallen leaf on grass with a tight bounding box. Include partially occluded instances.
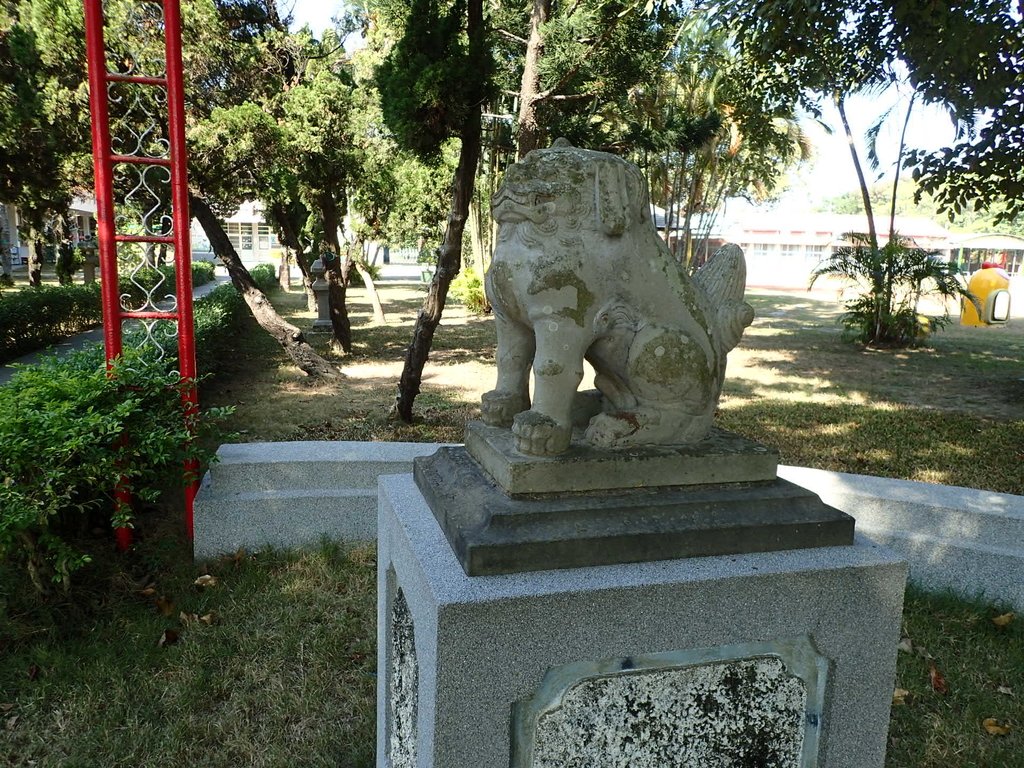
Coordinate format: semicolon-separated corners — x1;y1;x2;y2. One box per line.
179;611;198;625
193;574;218;588
928;662;949;695
155;596;176;617
0;703;14;713
4;716;18;731
892;688;910;705
897;637;913;653
199;612;217;626
139;586;157;597
997;685;1014;696
992;612;1015;628
158;629;179;648
982;717;1012;736
223;547;247;568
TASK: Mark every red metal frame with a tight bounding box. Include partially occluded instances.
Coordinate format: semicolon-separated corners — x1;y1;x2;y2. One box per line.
84;0;198;548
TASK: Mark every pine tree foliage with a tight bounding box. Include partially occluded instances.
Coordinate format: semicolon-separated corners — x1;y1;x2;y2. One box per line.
375;0;493;157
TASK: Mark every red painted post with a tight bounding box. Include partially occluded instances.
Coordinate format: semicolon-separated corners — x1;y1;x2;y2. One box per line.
83;0;122;363
84;0;132;551
83;0;199;546
163;0;199;539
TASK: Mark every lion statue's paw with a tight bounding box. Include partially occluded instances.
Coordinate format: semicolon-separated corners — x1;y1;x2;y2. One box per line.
481;390;529;428
584;411;645;448
512;410;572;456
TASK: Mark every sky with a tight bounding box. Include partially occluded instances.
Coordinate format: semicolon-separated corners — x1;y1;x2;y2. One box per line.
285;1;958;212
285;0;346;35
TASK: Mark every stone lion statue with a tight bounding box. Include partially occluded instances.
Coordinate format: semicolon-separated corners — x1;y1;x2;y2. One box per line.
481;139;754;456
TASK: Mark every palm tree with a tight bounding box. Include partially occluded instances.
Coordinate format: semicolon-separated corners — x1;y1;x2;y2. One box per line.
810;232;975;346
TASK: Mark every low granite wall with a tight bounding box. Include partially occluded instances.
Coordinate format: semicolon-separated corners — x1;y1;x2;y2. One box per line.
195;441;1024;610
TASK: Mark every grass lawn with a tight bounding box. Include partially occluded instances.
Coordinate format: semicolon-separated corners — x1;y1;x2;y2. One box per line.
2;281;1022;766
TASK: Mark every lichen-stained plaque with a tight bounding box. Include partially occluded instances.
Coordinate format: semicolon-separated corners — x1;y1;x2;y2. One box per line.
512;638;827;768
389;588;418;768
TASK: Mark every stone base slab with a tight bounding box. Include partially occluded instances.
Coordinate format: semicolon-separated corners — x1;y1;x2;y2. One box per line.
464;420;779;496
415;446;854;576
378;473;907;768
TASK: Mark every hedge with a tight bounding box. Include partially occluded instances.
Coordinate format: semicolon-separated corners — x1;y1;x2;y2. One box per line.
0;262;217;364
0;269;275;594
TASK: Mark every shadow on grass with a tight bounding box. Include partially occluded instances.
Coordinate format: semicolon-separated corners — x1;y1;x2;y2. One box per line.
735;293;1024;421
718;398;1024;495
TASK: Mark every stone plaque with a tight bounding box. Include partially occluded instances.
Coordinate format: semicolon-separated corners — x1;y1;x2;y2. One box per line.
512;638;827;767
388;588;417;768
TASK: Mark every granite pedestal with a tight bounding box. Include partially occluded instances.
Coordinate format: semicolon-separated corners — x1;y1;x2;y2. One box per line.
377;470;907;767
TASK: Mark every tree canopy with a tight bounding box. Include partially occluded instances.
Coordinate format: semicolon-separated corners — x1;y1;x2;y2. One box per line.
720;0;1024;223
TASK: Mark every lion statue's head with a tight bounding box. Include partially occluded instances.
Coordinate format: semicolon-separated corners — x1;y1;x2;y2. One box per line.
492;138;651;244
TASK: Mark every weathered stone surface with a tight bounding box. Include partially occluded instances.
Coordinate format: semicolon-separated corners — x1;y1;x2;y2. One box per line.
516;640;824;768
377;474;908;768
414;445;853;576
465;420;778;496
388;589;417;768
480;141;754;456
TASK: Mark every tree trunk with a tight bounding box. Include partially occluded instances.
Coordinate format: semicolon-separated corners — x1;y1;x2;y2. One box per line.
269;202;316;310
354;257;387;324
889;93;917;241
393;0;485;422
28;238;43;287
515;0;552;159
467;199;491;312
0;220;11;282
318;193;353;354
278;249;291;289
835;91;887;340
190;193;340;379
835;92;878;253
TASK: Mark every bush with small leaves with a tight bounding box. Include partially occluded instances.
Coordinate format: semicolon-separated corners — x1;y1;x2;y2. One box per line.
449;268;488;314
0;277;248;596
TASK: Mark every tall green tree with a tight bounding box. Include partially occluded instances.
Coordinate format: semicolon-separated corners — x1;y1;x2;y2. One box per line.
376;0;489;422
721;0;1024;226
0;0;90;286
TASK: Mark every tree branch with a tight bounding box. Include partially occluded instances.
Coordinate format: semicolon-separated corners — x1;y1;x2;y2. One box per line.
535;11;625;102
495;28;528;45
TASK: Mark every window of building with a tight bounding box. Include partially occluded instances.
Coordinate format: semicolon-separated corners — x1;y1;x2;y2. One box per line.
806;244;829;264
226;222;241;250
257;224;278;250
746;242;775;260
779;243;801;259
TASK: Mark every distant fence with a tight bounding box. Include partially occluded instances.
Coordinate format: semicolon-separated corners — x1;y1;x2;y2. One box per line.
387;246;420;265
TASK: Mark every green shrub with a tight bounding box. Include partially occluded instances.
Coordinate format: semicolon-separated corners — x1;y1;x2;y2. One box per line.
0;284;103;363
191;261;216;286
449;269;488;314
810;233;973;347
0;350;226;595
250;263;278;290
192;284;247;375
0;279;246;595
0;263;217;363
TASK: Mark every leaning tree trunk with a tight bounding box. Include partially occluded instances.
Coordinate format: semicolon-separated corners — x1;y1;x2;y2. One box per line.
270;203;316;310
319;193;353;354
393;0;485;422
190;193;340;379
353;254;387;324
835;91;884;340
